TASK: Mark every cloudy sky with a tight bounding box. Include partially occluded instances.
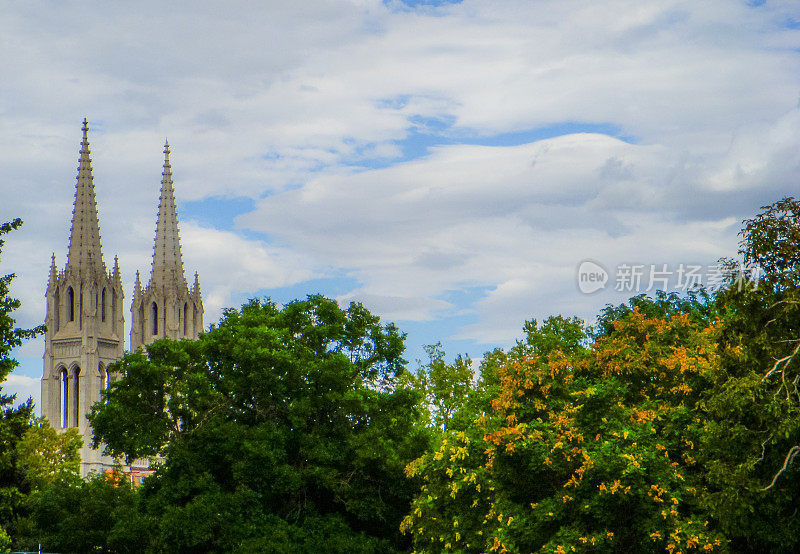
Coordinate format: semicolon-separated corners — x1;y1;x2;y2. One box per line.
2;0;800;405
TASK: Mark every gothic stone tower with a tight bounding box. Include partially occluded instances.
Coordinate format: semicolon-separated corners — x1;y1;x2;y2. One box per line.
41;120;124;476
131;141;203;351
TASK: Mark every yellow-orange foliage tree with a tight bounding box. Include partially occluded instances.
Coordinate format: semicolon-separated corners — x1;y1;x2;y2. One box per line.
403;304;727;553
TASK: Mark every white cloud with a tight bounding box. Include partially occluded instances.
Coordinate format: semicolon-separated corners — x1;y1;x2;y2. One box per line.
337;292;453;322
0;0;799;382
238;132;744;341
180;222;316;324
3;1;799;202
1;373;40;408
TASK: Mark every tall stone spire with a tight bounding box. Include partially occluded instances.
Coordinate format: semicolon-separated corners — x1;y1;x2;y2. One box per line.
150;141;185;288
42;119;125;477
132;140;202;351
66;118;104;273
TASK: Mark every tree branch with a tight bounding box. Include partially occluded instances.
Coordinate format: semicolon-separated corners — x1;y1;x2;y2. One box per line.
763;340;800;382
763;446;800;491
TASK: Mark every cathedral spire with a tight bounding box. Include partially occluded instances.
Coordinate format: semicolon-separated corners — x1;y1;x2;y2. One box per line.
43;120;125;477
132;139;202;351
149;140;185;288
66;119;104;273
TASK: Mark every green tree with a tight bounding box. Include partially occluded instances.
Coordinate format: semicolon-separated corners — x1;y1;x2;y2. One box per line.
7;418;83;551
16;417;82;492
0;219;45;547
401;198;800;553
90;296;428;553
698;197;800;552
400;343;475;431
0;526;10;551
0;219;45;386
592;289;715;340
739;196;800;284
30;471;149;554
404;310;727;553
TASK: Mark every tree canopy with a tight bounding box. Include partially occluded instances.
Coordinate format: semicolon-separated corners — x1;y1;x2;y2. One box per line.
0;219;64;550
400;198;800;554
7;198;800;552
89;295;428;553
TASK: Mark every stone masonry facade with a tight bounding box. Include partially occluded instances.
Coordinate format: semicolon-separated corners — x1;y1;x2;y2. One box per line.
41;120;203;476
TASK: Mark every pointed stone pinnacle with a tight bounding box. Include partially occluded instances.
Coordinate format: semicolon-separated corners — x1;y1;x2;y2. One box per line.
46;253;58;295
149;142;185;289
67;119;105;273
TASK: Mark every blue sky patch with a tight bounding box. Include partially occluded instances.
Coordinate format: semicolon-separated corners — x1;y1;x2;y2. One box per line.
385;0;463;12
353;119;632;170
182;196;255;231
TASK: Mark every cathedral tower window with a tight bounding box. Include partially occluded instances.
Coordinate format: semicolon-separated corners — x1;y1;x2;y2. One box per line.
139;304;145;343
183;303;188;335
60;367;68;428
72;366;81;427
54;286;60;331
101;288;106;322
152;302;158;335
67;287;74;321
111;288;117;333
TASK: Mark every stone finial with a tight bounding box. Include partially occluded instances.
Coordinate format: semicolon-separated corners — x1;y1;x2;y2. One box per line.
112;255;121;281
46;253;57;294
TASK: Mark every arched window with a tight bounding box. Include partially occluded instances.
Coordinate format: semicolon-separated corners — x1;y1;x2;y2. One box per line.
152;302;158;335
101;288;106;322
183;303;188;336
67;287;74;321
60;367;68;428
71;366;81;427
111;288;117;332
139;304;145;343
54;286;60;332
